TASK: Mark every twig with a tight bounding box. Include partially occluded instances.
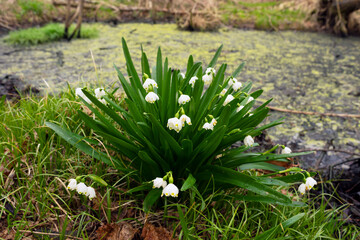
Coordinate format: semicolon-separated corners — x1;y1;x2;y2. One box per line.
18;230;82;239
268;106;360;118
293;148;360;156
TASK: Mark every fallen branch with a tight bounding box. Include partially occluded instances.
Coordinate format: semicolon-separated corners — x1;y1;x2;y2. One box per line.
293;148;360;156
268;106;360;118
18;230;82;240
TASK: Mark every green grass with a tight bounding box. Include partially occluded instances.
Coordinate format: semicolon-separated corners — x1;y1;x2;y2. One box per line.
220;0;306;30
0;91;359;239
3;23;99;46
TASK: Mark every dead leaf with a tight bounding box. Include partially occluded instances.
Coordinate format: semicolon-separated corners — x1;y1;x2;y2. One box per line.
96;222;137;240
141;223;173;240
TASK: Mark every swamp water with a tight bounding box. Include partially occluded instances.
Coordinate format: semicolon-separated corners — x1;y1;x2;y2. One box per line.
1;23;359;168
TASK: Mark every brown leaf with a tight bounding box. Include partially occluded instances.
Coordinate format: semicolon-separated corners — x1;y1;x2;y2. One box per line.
141;223;173;240
96;222;137;240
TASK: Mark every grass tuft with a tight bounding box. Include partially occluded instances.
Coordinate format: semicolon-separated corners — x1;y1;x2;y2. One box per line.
4;23;99;46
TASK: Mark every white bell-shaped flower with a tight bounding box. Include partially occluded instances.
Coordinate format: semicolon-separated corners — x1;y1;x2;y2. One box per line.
232;81;242;91
86;186;96;200
228;77;237;86
67;179;77;190
180;114;192;126
161;183;179;197
202;122;214;130
167;117;182;133
210;118;217;126
244;135;254;147
220;89;227;97
282;147;292;154
75;88;91;104
305;177;317;190
180;73;185;78
143;78;158;92
246;96;254;104
178;94;191;105
145;92;159;103
236;105;244;113
94;88;106;104
94;88;106;99
298;183;306;195
205;67;216;75
189;76;198;88
153;177;167;189
223;95;234;106
76;182;88;195
202;74;213;85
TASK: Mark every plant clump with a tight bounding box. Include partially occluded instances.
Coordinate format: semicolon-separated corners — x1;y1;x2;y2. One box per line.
47;38;316;212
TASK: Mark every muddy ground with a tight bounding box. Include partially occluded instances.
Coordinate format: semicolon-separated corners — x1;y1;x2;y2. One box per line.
0;22;359;170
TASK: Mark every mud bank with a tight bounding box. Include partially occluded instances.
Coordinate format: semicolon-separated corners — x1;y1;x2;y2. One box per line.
0;23;359;168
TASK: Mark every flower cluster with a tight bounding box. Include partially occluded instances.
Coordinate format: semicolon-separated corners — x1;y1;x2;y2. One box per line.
189;76;198;88
203;118;217;130
152;172;179;198
298;177;317;195
202;67;216;84
228;77;242;91
167;114;192;133
75;87;107;105
67;178;96;200
143;77;160;104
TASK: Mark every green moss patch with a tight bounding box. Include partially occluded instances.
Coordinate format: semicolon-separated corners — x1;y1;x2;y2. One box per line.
4;23;99;46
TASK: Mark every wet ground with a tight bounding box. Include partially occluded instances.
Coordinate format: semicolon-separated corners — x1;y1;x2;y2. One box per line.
0;23;359;170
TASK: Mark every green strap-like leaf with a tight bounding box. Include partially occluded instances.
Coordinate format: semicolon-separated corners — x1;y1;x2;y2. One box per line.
208;44;223;68
254;213;305;240
198;165;291;204
181;173;196;191
46;122;127;171
143;189;162;213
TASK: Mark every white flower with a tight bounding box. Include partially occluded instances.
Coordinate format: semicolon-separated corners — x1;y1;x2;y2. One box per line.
228;77;237;86
178;94;191;105
305;177;317;190
205;67;216;75
161;183;179;197
180;114;192;126
153;177;167;189
223;94;234;106
76;182;88;195
189;76;198;88
67;179;77;190
210;118;217;126
232;81;242;91
180;73;185;78
86;186;96;200
94;88;106;104
142;78;158;91
167;117;182;133
75;88;91;104
247;96;254;104
298;183;306;195
94;88;106;99
145;92;159;103
203;122;214;130
202;74;213;85
244;135;254;147
236;105;244;112
282;147;292;154
220;89;227;96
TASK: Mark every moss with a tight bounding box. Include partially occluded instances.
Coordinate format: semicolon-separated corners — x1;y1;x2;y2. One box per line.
1;23;359;157
4;23;99;46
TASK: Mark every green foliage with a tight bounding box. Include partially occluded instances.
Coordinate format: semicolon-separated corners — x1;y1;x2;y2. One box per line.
0;91;358;239
220;0;305;30
18;0;45;17
4;23;99;46
47;39;312;208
